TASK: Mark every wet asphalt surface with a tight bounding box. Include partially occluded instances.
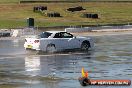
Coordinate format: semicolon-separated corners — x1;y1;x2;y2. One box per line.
0;34;132;88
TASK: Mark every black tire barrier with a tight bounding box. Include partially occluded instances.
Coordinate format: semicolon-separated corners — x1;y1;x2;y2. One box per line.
47;12;61;17
33;6;47;12
83;13;98;19
67;6;85;12
0;33;11;37
92;14;98;18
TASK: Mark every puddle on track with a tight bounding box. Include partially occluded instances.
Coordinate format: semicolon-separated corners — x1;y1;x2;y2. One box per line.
0;35;132;88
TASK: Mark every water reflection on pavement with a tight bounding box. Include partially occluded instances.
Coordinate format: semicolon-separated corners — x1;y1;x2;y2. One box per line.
0;35;132;88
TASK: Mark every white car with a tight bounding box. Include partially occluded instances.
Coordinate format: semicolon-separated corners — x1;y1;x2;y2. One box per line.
24;31;94;52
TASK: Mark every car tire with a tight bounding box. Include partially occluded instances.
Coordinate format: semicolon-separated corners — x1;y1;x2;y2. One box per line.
81;42;90;51
46;44;56;53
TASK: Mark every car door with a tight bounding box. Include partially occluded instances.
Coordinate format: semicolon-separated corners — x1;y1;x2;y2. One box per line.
61;32;80;49
52;32;68;50
68;37;81;49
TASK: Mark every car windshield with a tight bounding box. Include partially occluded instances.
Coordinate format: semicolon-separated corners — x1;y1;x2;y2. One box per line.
38;32;52;38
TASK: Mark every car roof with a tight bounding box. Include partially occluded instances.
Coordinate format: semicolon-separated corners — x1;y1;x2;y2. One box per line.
46;31;66;33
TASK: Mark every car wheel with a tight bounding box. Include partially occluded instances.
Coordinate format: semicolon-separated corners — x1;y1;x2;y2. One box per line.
46;44;56;53
81;42;90;51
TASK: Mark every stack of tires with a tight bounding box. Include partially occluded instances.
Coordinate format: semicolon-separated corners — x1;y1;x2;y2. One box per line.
83;13;98;19
67;6;85;12
33;6;47;12
47;12;61;17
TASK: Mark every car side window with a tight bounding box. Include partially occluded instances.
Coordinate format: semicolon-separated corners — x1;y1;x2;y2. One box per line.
54;33;62;38
61;32;73;38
